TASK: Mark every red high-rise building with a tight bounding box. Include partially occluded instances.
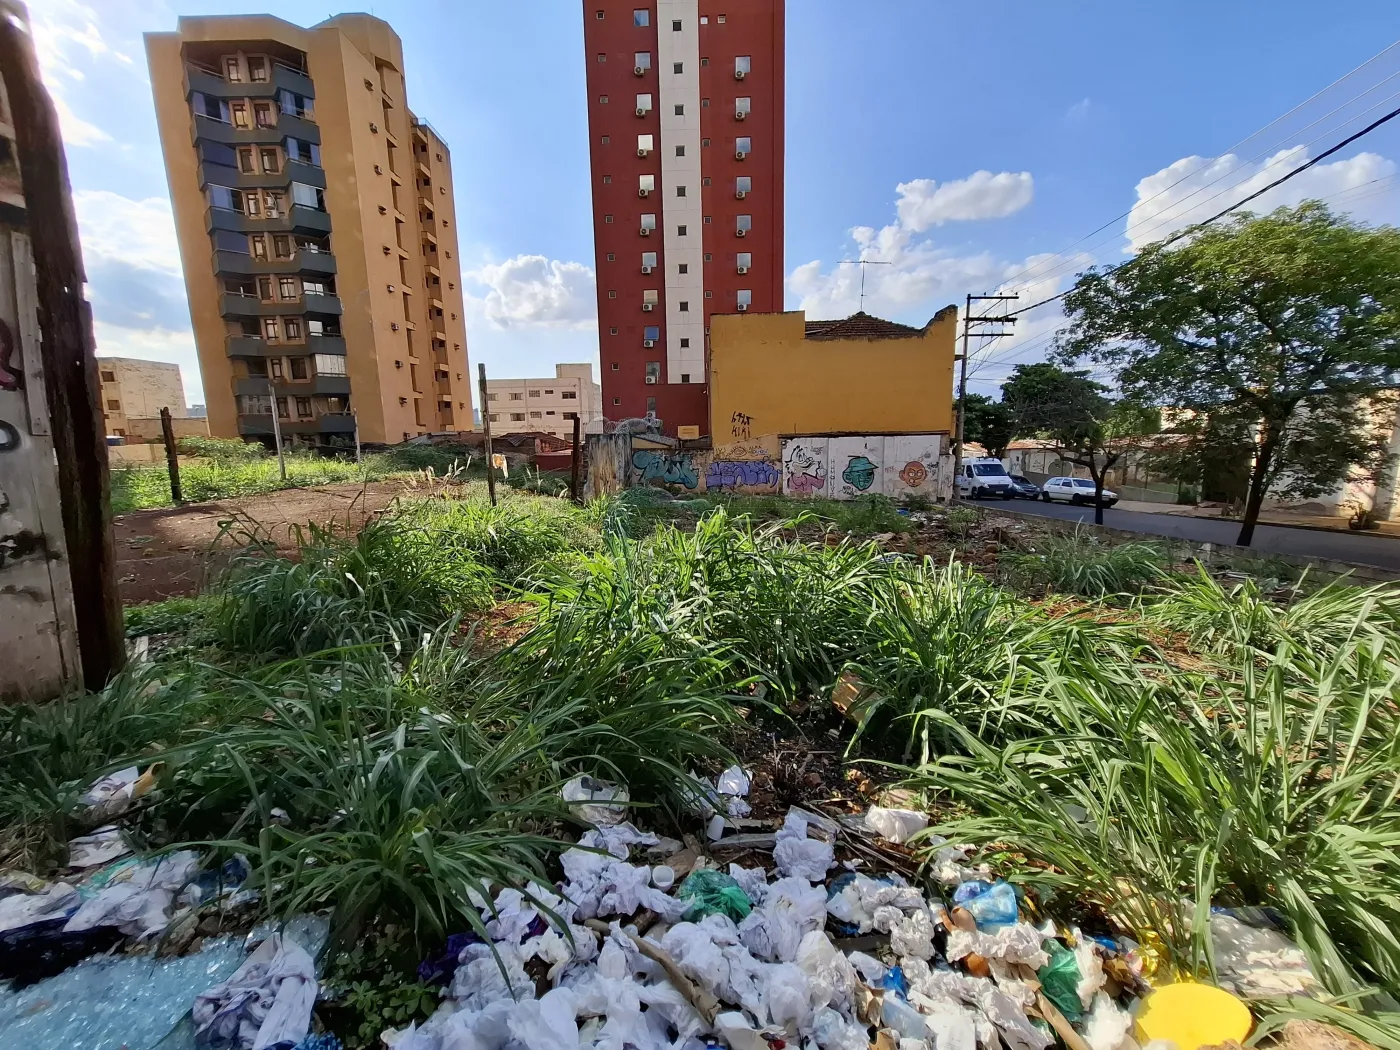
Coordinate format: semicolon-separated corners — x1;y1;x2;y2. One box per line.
583;1;784;436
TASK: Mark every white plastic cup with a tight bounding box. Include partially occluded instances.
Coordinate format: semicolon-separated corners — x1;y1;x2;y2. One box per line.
651;865;676;891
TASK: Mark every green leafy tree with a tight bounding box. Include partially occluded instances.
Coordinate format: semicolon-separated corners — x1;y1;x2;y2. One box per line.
955;394;1016;458
1057;202;1400;546
1002;363;1158;525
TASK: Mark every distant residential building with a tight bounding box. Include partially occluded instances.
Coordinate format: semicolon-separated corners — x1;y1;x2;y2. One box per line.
708;309;957;440
483;363;602;440
188;404;208;418
583;0;786;436
97;357;188;438
145;13;472;450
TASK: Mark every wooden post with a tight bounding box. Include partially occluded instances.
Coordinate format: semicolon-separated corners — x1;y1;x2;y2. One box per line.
570;413;582;503
159;407;182;504
266;381;286;479
477;362;496;506
0;5;124;689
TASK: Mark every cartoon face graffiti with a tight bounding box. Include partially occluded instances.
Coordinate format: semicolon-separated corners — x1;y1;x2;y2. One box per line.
783;442;826;494
842;455;878;492
898;460;928;488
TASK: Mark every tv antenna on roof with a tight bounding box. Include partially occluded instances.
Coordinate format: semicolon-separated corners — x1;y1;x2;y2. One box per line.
838;258;892;312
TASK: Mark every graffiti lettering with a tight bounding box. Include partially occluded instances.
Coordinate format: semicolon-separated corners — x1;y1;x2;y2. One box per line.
632;449;698;489
706;459;780;490
730;411;753;440
841;455;878;492
783;441;827;495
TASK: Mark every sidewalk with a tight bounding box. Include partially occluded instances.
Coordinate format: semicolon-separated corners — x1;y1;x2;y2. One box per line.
1112;499;1400;539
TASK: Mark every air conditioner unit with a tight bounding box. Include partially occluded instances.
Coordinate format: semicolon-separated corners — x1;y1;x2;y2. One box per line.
735;190;746;199
735;69;747;80
634;66;646;76
645;375;658;384
640;227;652;236
735;111;747;120
735;151;747;160
641;265;653;274
737;303;748;311
636;108;648;117
374;164;383;174
391;323;400;331
642;303;654;312
637;148;649;157
369;122;379;133
643;339;655;347
638;188;650;197
736;266;749;274
736;228;747;237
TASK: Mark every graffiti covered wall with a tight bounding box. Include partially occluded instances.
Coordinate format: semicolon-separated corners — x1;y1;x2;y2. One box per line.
627;435;782;496
779;434;949;501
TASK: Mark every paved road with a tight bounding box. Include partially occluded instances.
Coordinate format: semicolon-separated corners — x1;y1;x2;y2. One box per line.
985;497;1400;572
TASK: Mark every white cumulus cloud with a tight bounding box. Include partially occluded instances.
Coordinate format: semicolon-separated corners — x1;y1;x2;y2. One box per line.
467;254;597;329
894;171;1034;232
1125;147;1397;251
73;191;181;274
31;0;141;150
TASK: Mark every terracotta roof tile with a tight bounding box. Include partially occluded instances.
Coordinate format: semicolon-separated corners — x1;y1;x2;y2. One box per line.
803;311;927;341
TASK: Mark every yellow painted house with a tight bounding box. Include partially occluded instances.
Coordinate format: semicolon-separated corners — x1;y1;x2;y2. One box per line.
708;307;958;443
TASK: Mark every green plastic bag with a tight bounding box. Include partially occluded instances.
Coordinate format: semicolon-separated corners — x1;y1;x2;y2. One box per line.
1037;940;1083;1023
675;869;753;923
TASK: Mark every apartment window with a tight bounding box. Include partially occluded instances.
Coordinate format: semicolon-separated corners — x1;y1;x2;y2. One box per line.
680;337;690;348
248;56;268;82
284;318;302;339
703;215;711;223
678;263;688;274
274;235;292;258
562;391;578;400
100;369;115;383
642;251;657;268
486;392;498;401
237;147;255;173
737;289;753;307
701;57;709;66
646;397;657;414
613;397;622;406
737;214;752;233
528;411;542;419
606;253;616;262
702;137;710;146
510;413;525;422
602;175;612;184
263;318;279;340
677;224;687;236
230;102;249;129
644;325;660;340
246;358;268;377
674;104;684;116
611;362;620;370
598;95;609;104
313;354;346;375
601;135;610;144
279;276;298;299
681;373;691;383
705;290;713;298
640;213;656;231
224;56;242;82
563;411;578;420
736;136;752;155
635;93;652;113
634;51;651;69
257;276;274;300
509;392;524;401
106;398;120;411
737;251;752;269
302;278;332;297
291;183;325;211
295;397;312;417
270;359;284;379
643;289;659;306
736;97;751;117
679;301;689;312
639;173;655;193
633;9;649;26
637;133;653;153
488;413;499;422
700;15;708;24
260;147;280;173
676;145;685;157
702;98;710;107
545;389;554;394
736;176;752;195
676;185;686;197
736;55;751;75
250;234;267;260
253;101;274;128
718;13;727;22
608;290;618;299
672;19;682;30
597;53;606;62
596;9;604;17
604;214;614;223
290;357;308;380
528;389;541;397
704;252;713;261
609;327;619;335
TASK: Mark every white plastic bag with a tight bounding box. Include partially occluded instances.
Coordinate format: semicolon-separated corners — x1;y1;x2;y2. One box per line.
562;775;629;826
505;987;578;1050
773;811;834;881
864;806;928;844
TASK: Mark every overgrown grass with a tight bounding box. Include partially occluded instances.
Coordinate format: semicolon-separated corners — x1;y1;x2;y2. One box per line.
1001;528;1167;598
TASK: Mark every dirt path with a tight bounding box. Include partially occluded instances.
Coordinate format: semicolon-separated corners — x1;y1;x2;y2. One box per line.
115;481;423;604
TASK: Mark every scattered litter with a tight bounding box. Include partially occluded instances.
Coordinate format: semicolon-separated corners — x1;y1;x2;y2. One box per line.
64;850;201;940
1210;909;1320;998
1037;939;1085;1022
193;932;317;1049
651;865;676;891
1083;991;1133;1050
675;868;753;923
0;880;78;934
864;806;928;845
1134;981;1252;1050
79;766;142;807
945;924;1049;969
716;765;753;819
773;810;835;880
952;879;1019;930
561;774;629;826
67;825;132;869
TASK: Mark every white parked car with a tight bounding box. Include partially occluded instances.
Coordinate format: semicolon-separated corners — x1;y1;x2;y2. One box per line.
1041;477;1118;506
957;458;1014;499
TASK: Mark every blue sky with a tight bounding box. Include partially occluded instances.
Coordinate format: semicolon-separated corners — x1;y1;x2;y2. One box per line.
34;1;1400;406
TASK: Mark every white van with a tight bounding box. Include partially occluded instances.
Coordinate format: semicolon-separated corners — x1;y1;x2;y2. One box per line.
957;458;1014;499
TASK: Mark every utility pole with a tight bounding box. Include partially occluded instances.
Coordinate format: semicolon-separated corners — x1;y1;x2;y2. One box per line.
948;292;1017;504
159;407;182;504
477;361;496;506
838;258;892;312
570;413;583;504
266;381;286;479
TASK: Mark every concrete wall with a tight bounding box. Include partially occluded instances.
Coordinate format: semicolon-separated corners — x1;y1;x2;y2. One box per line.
708;310;956;440
97;357;187;437
122;416;211;443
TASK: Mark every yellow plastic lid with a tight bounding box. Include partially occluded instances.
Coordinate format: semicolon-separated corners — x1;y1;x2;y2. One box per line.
1135;982;1253;1050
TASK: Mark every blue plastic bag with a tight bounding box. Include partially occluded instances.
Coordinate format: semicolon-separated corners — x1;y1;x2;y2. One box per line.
953;880;1018;930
